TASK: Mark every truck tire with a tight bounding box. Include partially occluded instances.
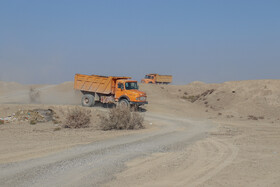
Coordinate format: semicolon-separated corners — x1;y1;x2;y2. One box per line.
82;94;95;107
119;99;129;108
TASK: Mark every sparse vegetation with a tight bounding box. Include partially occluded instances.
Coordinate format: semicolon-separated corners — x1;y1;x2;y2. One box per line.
30;120;37;125
53;127;61;131
99;107;144;130
0;120;4;125
63;107;91;128
226;115;234;118
247;115;264;120
182;95;200;103
218;113;222;116
248;115;258;120
181;89;215;103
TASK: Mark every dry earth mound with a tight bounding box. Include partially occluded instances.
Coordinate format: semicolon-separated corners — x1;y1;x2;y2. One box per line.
140;80;280;122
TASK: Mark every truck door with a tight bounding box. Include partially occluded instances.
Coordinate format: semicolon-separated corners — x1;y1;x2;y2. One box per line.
115;81;126;100
151;75;155;83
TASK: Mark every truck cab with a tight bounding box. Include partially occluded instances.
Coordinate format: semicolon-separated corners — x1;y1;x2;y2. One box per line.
141;74;155;84
115;80;148;107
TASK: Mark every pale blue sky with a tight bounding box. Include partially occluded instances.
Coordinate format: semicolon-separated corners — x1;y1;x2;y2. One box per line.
0;0;279;84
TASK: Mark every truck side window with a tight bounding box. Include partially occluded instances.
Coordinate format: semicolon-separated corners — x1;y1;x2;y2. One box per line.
118;83;124;89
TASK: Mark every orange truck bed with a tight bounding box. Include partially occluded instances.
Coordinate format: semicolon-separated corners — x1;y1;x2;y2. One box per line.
155;74;173;83
74;74;131;94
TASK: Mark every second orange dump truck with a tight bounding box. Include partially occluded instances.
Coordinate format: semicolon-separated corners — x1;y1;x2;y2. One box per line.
74;74;148;107
141;74;173;84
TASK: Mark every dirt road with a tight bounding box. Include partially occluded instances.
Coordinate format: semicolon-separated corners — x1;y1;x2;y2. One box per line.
0;113;213;187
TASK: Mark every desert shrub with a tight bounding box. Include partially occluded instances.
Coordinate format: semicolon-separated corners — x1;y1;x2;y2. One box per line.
30;119;37;125
258;116;265;120
0;120;4;125
226;115;234;118
248;115;258;120
201;89;215;97
182;95;200;103
53;127;61;131
63;107;91;128
99;107;144;130
181;89;215;103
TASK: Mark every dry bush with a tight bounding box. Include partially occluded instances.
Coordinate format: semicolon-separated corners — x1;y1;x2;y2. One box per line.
201;89;215;97
63;107;91;128
182;89;215;103
258;116;265;120
248;115;258;120
99;107;144;130
182;95;200;102
53;127;61;131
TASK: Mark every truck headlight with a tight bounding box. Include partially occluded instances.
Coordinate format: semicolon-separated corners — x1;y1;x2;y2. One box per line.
137;97;146;101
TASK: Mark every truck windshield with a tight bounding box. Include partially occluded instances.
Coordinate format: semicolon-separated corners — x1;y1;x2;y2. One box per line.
125;82;138;90
145;75;152;79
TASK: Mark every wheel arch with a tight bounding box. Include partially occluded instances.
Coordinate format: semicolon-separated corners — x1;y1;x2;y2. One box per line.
118;95;130;102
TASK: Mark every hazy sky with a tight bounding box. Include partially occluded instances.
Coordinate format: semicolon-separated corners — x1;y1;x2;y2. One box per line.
0;0;279;84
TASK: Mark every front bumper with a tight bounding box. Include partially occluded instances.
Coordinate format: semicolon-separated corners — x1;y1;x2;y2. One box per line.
130;101;148;105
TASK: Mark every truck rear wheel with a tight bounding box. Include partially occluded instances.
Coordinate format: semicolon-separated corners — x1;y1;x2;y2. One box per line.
119;99;129;108
82;94;95;107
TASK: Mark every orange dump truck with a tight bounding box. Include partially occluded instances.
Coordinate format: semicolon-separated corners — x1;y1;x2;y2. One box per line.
141;74;172;84
74;74;148;107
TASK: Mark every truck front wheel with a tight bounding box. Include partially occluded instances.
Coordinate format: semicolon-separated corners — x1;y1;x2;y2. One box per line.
119;99;129;108
82;94;95;107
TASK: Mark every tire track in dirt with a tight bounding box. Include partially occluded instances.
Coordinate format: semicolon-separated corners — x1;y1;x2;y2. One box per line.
107;137;238;187
177;137;239;186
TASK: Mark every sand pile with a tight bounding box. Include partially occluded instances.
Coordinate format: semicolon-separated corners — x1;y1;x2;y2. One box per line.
140;79;280;121
172;80;280;120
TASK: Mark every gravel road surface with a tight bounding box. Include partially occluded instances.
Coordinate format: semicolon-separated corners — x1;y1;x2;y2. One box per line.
0;113;212;187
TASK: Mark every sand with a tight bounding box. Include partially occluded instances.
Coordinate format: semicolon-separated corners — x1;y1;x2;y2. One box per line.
0;80;280;186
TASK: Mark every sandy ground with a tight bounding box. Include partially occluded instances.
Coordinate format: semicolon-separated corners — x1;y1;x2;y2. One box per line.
0;80;280;186
108;119;280;187
0;104;154;164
